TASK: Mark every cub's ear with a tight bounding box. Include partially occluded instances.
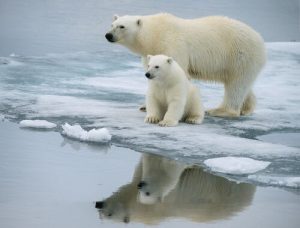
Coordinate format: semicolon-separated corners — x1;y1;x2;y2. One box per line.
113;14;119;21
137;18;142;26
167;57;173;64
147;55;153;61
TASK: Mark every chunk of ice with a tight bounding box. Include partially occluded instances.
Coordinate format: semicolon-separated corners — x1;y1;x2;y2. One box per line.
204;157;271;175
19;120;57;129
61;123;111;143
248;175;300;188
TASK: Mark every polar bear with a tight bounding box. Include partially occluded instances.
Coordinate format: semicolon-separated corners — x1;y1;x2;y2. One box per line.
105;13;266;117
144;54;204;127
95;153;255;224
137;153;188;204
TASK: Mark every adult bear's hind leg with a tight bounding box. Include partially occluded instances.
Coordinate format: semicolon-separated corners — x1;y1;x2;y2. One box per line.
240;90;256;116
206;79;251;118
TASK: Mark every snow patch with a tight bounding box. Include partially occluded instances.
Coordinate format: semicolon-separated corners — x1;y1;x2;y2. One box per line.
248;175;300;188
204;157;271;175
61;123;111;143
19;120;57;129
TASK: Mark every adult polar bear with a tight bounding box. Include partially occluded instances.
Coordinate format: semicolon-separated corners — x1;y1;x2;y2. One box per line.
105;13;266;117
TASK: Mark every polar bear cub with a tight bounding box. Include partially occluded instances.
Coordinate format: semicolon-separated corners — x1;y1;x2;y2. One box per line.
138;154;188;204
145;54;204;127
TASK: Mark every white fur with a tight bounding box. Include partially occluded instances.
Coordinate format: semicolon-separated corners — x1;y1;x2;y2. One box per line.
144;55;204;127
106;13;266;117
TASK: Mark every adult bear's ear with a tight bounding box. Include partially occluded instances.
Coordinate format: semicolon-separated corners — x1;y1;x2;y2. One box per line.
167;57;173;64
113;14;119;21
137;18;142;26
147;55;152;61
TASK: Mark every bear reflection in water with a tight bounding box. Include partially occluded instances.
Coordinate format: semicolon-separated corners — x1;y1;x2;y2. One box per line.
95;153;255;224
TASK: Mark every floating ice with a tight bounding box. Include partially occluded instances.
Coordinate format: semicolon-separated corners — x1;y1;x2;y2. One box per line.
19;120;57;129
61;123;111;143
204;157;271;175
248;175;300;188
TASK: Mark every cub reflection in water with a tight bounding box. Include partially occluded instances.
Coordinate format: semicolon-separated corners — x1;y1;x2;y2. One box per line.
95;153;255;225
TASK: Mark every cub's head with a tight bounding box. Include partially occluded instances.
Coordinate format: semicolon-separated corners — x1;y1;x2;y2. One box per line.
105;15;142;45
137;180;164;204
145;55;173;80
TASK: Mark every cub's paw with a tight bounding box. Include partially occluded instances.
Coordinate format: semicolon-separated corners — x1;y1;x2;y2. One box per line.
158;119;178;127
185;116;203;124
145;116;160;124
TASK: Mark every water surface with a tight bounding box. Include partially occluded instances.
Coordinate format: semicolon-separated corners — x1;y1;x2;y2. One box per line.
1;121;299;228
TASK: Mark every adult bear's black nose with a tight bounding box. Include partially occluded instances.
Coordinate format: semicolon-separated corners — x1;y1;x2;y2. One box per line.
145;72;151;78
137;181;147;189
95;201;105;209
105;33;114;42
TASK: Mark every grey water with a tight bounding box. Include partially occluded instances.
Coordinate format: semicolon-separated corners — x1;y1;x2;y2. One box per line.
1;121;300;228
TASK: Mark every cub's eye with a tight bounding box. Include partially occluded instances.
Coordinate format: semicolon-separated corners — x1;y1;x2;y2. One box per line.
155;66;159;69
119;25;125;29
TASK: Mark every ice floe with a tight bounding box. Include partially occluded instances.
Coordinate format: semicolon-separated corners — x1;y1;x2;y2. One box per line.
61;123;111;143
0;42;299;187
204;157;271;175
19;120;57;129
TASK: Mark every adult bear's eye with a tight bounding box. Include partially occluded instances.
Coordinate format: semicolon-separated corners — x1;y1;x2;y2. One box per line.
155;66;159;69
119;25;125;29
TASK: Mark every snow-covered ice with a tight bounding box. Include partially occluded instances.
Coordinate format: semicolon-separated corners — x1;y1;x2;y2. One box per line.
61;123;111;143
0;43;299;187
204;157;271;175
19;119;57;129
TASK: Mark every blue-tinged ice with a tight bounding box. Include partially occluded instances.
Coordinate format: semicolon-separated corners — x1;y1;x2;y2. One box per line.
204;157;271;175
61;123;111;143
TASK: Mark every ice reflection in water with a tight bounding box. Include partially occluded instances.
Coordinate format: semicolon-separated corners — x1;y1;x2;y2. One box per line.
95;153;255;225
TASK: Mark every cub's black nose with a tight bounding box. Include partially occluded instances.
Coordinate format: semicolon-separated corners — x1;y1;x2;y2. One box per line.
105;33;114;42
137;181;147;189
145;72;151;78
95;201;105;209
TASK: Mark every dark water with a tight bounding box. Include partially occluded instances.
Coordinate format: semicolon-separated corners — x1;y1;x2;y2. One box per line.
0;0;299;56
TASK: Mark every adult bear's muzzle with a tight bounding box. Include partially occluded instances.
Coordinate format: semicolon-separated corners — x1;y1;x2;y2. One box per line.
105;33;115;42
95;201;105;209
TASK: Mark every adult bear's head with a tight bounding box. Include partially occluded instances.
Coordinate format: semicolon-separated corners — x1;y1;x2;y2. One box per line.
105;15;142;45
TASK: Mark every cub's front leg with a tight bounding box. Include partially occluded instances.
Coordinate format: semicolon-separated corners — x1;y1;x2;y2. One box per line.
159;99;185;127
144;95;162;124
